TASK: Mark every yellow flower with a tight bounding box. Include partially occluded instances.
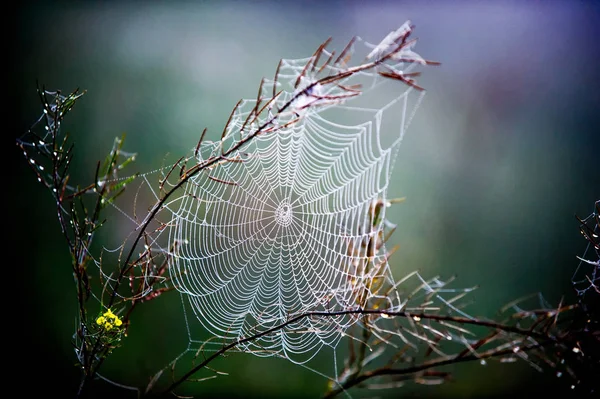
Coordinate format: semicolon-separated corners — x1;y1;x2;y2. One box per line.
97;308;123;332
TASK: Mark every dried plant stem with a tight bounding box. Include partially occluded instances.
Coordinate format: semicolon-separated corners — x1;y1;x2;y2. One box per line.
158;308;567;396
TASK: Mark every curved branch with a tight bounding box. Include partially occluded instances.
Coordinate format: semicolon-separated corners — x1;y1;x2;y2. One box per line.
157;308;566;396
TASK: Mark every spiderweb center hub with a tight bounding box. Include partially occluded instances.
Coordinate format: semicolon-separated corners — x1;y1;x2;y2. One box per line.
274;200;293;227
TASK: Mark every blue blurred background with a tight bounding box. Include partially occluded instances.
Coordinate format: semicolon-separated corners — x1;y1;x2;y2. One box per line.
14;1;599;398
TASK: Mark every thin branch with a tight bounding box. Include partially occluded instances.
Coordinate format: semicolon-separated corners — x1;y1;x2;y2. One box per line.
158;308;566;395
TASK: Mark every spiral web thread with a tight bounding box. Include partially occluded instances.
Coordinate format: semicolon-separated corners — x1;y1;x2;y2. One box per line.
165;21;431;364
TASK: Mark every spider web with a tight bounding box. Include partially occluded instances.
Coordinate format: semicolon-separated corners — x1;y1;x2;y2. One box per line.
165;22;427;364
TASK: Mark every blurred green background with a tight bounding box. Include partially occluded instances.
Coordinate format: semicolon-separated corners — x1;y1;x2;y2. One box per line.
14;1;599;398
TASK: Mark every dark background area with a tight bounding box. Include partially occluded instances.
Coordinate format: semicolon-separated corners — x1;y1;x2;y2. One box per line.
12;1;599;398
